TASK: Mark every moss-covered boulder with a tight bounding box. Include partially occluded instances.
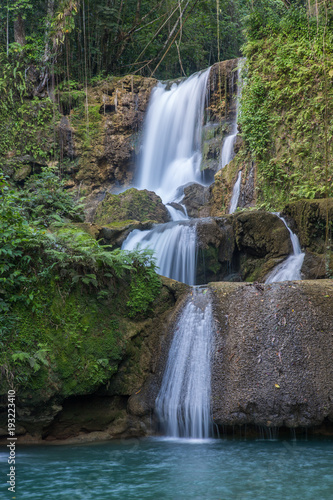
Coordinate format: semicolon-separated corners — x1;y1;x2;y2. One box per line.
94;188;170;225
195;211;292;283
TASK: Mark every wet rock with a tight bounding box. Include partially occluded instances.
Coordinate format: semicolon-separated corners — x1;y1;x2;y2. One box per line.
282;199;333;278
301;251;326;279
234;211;291;259
195;211;292;283
98;220;154;248
182;183;211;218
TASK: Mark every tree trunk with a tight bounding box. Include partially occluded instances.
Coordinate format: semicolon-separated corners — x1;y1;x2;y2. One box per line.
14;12;26;46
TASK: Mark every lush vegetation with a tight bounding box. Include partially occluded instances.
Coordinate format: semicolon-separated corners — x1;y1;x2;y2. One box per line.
1;0;333;400
238;0;333;209
0;172;161;393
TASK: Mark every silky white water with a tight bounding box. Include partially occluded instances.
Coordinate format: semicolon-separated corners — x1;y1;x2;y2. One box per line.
122;221;197;285
229;171;242;213
123;69;211;283
265;214;305;283
155;288;214;439
136;69;210;205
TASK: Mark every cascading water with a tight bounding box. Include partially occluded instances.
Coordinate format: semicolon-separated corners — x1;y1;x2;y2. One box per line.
265;214;305;283
155;288;214;439
122;69;211;284
122;221;197;285
136;69;211;207
229;171;242;214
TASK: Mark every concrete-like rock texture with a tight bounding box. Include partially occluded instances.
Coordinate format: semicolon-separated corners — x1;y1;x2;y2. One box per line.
210;280;333;430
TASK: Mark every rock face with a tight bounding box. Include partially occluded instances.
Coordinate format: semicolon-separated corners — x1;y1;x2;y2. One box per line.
196;211;292;283
94;188;170;225
127;279;333;434
210;280;333;430
65;75;157;221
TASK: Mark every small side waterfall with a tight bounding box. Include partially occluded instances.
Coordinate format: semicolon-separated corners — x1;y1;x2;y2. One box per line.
229;171;242;214
156;288;214;439
265;215;305;283
220;59;244;170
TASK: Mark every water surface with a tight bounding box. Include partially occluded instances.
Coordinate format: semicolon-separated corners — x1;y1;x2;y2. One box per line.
1;438;333;499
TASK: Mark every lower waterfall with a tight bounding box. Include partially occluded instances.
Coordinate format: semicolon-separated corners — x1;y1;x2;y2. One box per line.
155;288;214;439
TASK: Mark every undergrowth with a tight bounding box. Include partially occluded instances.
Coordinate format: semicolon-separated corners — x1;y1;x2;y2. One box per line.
0;171;161;394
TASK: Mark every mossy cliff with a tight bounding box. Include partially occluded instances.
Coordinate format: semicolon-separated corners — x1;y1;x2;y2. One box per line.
227;11;332;211
0;277;189;443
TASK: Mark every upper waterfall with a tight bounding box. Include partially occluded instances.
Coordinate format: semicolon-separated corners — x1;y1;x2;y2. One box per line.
135;69;211;206
123;69;211;284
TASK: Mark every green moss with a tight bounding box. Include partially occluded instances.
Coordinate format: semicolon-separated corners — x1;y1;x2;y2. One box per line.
94;188;168;225
0;282;125;397
239;22;333;210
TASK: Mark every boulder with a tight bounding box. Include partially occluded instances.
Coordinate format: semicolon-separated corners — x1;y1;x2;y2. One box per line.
182;183;211;218
94;188;170;225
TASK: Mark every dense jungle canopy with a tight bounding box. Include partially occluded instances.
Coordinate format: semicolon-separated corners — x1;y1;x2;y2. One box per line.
0;0;249;81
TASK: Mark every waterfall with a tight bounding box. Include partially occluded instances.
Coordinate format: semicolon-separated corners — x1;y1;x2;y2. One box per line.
229;171;242;214
122;221;197;285
122;69;211;283
156;288;214;439
136;69;211;205
265;214;305;283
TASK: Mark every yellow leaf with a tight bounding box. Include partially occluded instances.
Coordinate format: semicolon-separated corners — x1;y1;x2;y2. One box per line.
329;69;333;78
275;384;280;388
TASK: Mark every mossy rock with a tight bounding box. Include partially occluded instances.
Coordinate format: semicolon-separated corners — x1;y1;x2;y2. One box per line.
94;188;170;225
282;199;333;253
234;211;292;259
